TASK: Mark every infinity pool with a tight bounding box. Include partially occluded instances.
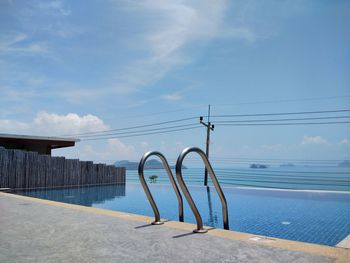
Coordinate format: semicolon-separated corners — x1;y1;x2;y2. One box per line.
15;183;350;246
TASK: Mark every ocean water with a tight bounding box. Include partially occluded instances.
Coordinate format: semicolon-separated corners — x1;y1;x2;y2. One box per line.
129;166;350;191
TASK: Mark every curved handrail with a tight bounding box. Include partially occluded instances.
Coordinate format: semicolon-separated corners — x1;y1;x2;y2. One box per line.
138;151;184;225
176;147;229;232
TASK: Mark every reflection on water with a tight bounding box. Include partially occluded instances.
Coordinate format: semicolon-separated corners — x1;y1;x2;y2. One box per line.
16;185;126;206
204;186;218;226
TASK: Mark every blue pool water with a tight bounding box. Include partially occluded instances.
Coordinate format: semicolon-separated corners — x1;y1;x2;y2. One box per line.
15;183;350;246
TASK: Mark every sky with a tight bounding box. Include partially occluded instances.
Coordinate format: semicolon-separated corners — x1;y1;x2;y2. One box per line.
0;0;350;167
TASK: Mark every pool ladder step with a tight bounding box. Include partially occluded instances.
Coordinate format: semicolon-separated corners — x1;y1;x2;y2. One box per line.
138;147;229;233
138;151;184;224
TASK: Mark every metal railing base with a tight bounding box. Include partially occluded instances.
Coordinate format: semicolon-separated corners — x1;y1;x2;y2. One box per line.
193;229;208;234
151;221;164;225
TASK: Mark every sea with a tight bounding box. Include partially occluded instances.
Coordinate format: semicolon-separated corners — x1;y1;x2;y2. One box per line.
127;166;350;192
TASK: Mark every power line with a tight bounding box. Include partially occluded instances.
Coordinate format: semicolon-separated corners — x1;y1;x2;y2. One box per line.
79;123;200;138
211;109;350;118
81;126;202;141
213;115;350;123
87;95;350;123
63;108;350;141
63;109;350;138
215;121;350;126
210;95;350;107
62;116;198;137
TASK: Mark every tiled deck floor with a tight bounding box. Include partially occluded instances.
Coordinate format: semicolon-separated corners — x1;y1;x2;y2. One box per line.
0;192;349;263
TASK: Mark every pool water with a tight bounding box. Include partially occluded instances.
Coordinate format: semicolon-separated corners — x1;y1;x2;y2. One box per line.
15;183;350;247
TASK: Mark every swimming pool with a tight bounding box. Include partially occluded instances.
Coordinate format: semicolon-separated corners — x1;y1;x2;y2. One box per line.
15;183;350;247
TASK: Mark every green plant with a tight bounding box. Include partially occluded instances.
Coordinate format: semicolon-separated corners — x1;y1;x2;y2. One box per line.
149;175;158;183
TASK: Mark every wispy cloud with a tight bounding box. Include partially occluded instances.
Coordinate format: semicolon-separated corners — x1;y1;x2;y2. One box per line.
162;93;182;101
340;139;349;145
111;0;245;94
301;135;328;145
0;33;48;55
0;85;37;101
36;0;71;16
224;27;257;42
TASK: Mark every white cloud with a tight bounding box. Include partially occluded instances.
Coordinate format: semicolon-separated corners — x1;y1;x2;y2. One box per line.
0;111;108;136
340;139;349;145
56;138;138;164
301;136;328;145
0;119;29;131
33;111;108;135
112;0;253;94
108;139;136;159
0;85;37;101
58;87;104;104
8;33;27;45
224;27;257;42
0;1;257;103
162;93;182;101
43;23;83;38
36;0;71;16
0;33;48;55
140;141;149;148
27;77;46;86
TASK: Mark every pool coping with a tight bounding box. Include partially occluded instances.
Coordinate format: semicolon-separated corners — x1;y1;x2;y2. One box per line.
1;192;349;263
337;234;350;249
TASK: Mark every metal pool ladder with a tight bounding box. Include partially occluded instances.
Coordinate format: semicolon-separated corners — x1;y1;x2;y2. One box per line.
138;151;184;225
176;147;229;233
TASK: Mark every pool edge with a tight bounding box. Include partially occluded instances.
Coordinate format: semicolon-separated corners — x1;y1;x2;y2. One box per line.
1;192;349;263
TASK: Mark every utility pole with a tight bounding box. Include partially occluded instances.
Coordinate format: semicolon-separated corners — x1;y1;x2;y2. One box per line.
200;105;214;186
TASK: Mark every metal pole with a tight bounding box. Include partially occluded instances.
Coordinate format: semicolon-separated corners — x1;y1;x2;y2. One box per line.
204;105;211;186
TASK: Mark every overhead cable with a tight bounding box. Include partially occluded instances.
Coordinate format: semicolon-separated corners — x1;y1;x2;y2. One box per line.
62;116;198;137
81;126;202;141
211;109;350;118
212;115;350;123
79;123;200;138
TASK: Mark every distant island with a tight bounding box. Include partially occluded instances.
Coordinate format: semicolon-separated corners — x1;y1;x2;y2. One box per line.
280;163;295;167
338;160;350;167
114;160;187;170
250;164;268;169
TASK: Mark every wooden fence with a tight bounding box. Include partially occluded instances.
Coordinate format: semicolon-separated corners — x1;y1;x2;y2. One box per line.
0;147;125;189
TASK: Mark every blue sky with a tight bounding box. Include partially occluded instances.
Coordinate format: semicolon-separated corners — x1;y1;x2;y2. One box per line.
0;0;349;166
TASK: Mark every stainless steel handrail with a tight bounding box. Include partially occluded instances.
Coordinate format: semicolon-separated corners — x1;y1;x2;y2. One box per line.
138;151;184;225
176;147;229;232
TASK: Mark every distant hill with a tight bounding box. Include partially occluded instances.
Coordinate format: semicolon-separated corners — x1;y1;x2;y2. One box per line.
338;160;350;167
250;164;268;169
114;159;187;170
114;160;139;170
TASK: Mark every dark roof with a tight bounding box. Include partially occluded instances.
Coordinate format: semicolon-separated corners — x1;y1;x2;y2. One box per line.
0;134;79;154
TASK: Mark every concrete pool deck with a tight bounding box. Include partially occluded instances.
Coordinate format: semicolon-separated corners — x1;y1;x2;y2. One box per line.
0;192;349;263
